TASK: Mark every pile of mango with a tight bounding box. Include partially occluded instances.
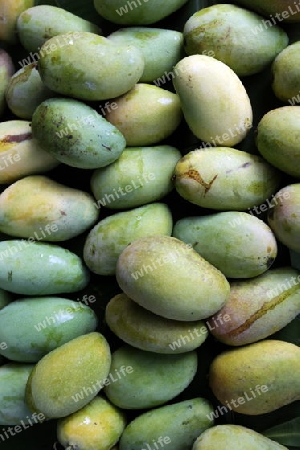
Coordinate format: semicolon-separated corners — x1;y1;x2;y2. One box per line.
0;0;300;449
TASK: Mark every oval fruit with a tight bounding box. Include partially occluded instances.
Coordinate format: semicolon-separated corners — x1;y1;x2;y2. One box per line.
272;42;300;103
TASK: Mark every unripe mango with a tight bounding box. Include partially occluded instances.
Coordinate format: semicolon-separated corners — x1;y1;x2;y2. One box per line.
272;42;300;103
0;50;14;117
0;0;34;44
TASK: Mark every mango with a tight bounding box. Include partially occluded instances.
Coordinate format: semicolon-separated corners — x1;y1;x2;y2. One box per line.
173;212;277;278
268;184;300;252
256;106;300;178
0;121;59;184
57;396;126;450
0;364;36;425
108;27;183;82
93;0;189;25
233;0;300;23
0;0;34;44
25;332;111;418
0;240;89;295
209;340;300;414
192;425;288;450
173;55;252;146
0;297;98;362
272;42;300;103
0;50;14;117
38;32;145;101
119;398;214;450
17;5;99;53
5;63;53;119
206;267;300;346
0;175;99;241
105;83;182;146
184;4;288;77
105;293;209;354
174;147;282;210
84;203;173;275
91;145;181;209
104;345;197;409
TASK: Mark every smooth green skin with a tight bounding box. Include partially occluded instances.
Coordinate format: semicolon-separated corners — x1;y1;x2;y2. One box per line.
256;106;300;178
106;293;209;354
0;364;34;425
0;50;14;117
119;398;214;450
0;0;34;44
174;147;282;210
268;184;300;252
173;212;277;278
91;145;181;209
116;236;230;321
209;340;300;414
108;27;184;82
38;32;145;101
5;63;53;119
207;267;300;346
93;0;189;25
184;4;288;77
0;240;90;295
32;98;126;169
234;0;300;22
0;297;98;362
0;288;12;310
57;396;126;450
272;42;300;103
25;332;111;418
0;175;99;241
104;345;197;409
17;5;99;53
192;425;288;450
84;203;173;275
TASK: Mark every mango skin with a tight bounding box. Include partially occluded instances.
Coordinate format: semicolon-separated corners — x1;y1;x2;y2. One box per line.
0;240;90;295
17;5;99;53
174;147;282;210
0;297;98;362
38;32;145;101
192;425;288;450
108;27;183;82
57;396;126;450
0;364;37;425
207;267;300;346
0;50;14;117
234;0;300;23
84;203;173;275
209;340;300;414
104;345;197;409
91;145;181;210
25;332;111;419
173;212;277;278
268;184;300;252
173;55;253;146
116;235;230;321
184;4;288;77
105;293;209;354
0;0;34;44
119;398;214;450
0;175;99;241
93;0;189;25
32;98;126;169
272;42;300;103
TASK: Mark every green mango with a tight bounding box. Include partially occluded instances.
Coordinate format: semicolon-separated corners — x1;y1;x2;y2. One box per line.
91;145;181;210
0;297;98;362
104;345;197;409
233;0;300;22
17;5;99;53
32;98;126;169
173;212;277;278
93;0;189;25
108;27;184;82
272;42;300;103
119;398;214;450
105;293;209;354
38;32;145;101
0;0;34;44
116;236;230;321
0;175;99;241
0;50;14;118
174;147;282;210
184;4;288;77
256;106;300;178
0;240;90;295
84;203;173;275
25;332;111;418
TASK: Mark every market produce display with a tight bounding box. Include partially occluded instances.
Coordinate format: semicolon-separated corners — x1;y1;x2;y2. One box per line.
0;0;299;449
